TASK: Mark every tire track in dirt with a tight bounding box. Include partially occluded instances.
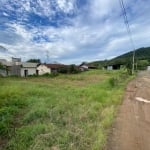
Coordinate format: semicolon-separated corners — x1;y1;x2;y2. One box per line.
106;71;150;150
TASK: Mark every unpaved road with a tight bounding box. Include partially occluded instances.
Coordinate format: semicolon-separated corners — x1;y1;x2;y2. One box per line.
106;71;150;150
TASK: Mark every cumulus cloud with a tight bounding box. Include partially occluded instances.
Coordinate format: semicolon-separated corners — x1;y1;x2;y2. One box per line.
0;0;150;63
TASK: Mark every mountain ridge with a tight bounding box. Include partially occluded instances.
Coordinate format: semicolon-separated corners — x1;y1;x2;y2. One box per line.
89;47;150;67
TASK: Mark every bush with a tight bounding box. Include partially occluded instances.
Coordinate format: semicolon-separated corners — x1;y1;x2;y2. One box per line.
109;77;118;87
137;60;149;70
42;73;59;77
68;64;81;74
58;66;69;74
58;65;81;74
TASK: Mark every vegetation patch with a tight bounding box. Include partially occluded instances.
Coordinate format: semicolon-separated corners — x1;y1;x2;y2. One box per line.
0;70;132;150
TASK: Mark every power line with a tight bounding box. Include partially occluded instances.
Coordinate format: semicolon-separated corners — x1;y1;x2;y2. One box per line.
119;0;136;74
46;50;50;63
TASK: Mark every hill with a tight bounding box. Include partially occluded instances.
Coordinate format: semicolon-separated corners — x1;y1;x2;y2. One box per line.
89;47;150;68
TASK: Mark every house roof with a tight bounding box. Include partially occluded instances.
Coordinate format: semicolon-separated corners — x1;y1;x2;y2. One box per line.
46;64;66;69
79;62;88;66
0;59;13;66
79;65;88;69
21;62;38;68
0;59;7;63
0;59;38;68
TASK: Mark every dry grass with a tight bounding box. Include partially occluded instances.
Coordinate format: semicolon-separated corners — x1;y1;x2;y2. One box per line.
0;70;131;150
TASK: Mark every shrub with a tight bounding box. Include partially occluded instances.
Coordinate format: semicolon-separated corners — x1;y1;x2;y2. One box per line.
109;77;118;87
58;66;69;74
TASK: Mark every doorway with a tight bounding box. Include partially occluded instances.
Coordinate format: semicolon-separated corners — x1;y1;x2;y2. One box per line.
24;70;28;77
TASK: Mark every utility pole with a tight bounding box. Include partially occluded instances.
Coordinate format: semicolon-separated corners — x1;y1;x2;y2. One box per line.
132;50;135;74
119;0;136;75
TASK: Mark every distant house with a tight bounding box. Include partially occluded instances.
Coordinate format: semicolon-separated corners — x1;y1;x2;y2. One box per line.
79;63;89;71
0;59;7;64
46;64;66;73
147;66;150;71
21;62;38;77
0;59;7;76
106;66;113;70
37;64;51;75
0;59;68;76
104;64;123;70
88;65;97;69
79;62;97;71
0;58;45;77
0;58;21;76
11;57;21;76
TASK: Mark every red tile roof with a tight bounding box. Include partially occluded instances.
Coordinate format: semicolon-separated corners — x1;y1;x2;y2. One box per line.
46;64;67;69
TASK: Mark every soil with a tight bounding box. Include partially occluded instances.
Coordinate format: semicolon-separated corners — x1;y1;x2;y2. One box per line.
106;71;150;150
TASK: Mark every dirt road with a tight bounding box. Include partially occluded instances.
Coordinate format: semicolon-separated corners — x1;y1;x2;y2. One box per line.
106;71;150;150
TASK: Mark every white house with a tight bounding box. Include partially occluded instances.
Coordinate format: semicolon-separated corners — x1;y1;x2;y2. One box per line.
79;63;89;71
107;66;113;70
37;64;51;75
21;62;38;77
147;66;150;71
0;58;21;76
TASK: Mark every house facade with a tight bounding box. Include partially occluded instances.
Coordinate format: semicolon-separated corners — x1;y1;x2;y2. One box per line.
0;58;38;77
21;62;38;77
79;63;89;71
0;59;9;76
104;64;123;70
147;66;150;71
0;58;21;76
37;64;51;75
0;58;68;77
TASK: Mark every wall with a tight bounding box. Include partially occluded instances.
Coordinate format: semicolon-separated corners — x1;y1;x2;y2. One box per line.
37;65;51;75
0;69;7;76
147;66;150;70
107;66;113;70
10;65;21;76
21;68;36;77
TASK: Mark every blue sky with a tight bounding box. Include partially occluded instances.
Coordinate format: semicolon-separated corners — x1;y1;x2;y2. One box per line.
0;0;150;64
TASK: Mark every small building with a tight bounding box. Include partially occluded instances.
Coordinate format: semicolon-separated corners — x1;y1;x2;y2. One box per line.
46;64;66;73
0;58;21;76
107;66;113;70
79;63;89;71
147;66;150;71
0;58;39;77
88;65;97;69
0;59;7;76
11;57;21;76
37;64;51;75
0;59;7;64
104;64;123;70
78;62;97;71
21;62;38;77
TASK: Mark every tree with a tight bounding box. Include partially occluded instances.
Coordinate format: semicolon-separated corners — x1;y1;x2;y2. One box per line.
69;64;80;74
137;60;149;70
125;59;133;75
58;66;69;74
0;63;4;70
27;59;41;63
58;65;80;74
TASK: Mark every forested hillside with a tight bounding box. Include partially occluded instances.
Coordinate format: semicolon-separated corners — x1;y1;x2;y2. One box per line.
89;47;150;69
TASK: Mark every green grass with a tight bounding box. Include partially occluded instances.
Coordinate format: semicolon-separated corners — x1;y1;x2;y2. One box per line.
0;70;132;150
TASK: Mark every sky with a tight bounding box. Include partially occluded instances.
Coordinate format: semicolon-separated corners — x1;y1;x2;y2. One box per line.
0;0;150;64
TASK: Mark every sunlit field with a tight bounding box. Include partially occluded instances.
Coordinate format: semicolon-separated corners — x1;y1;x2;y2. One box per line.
0;70;131;150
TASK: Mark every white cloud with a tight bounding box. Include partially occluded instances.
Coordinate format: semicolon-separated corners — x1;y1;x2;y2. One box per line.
56;0;75;13
90;0;119;19
0;0;150;64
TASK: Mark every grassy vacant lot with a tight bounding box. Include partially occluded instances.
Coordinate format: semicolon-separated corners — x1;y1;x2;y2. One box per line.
0;70;131;150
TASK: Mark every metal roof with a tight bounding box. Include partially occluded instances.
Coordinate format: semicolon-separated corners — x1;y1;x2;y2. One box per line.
21;62;38;68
